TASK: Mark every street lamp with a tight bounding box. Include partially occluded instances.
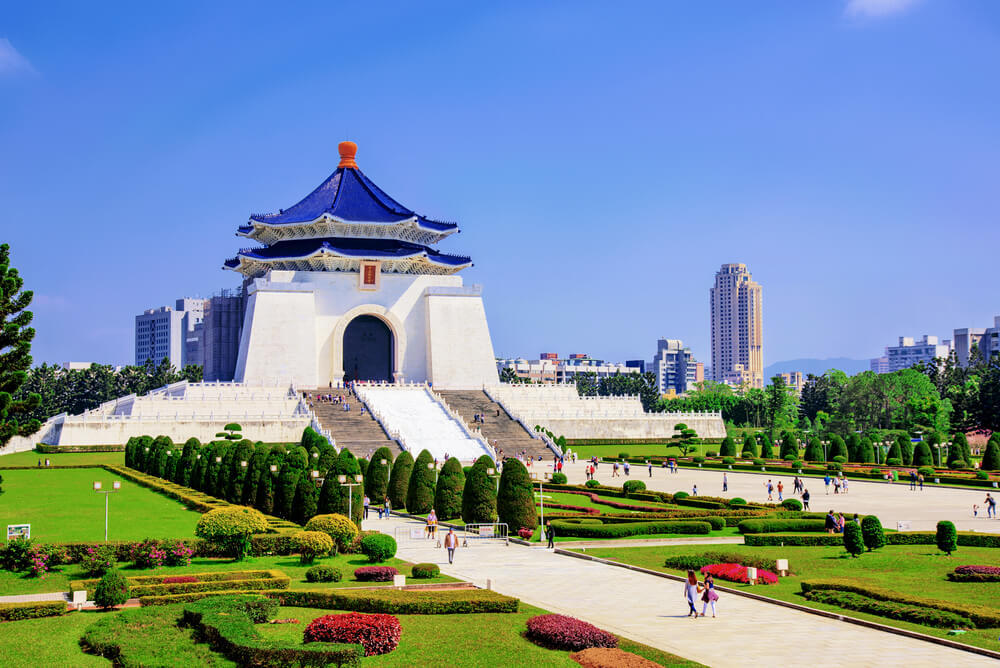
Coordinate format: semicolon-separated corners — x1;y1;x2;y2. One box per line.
487;467;500;493
338;474;364;520
93;480;121;541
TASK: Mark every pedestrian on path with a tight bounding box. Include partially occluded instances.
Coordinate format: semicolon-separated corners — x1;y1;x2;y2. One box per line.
648;461;653;478
624;462;630;477
824;475;831;494
722;473;728;492
766;480;773;501
777;481;784;501
909;470;917;490
692;484;698;496
384;496;391;519
918;474;924;491
613;462;620;478
700;574;718;618
426;510;438;539
363;495;370;519
985;494;996;518
444;527;458;564
545;520;555;549
684;570;702;618
802;488;810;510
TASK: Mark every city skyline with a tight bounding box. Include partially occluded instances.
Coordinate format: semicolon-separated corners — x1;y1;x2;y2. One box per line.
3;2;999;367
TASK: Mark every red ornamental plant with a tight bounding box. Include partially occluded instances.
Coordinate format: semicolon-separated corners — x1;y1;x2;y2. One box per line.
303;612;401;656
525;614;618;651
353;566;398;582
701;563;778;585
954;565;1000;576
518;528;534;539
162;575;199;584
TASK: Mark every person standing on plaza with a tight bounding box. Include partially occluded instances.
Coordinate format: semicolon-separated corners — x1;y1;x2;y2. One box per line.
985;493;996;518
624;461;630;477
824;474;831;495
909;470;917;491
444;527;458;564
825;509;836;534
692;484;698;496
684;570;702;618
777;480;784;502
426;509;438;539
802;488;811;510
545;520;555;549
918;473;924;491
722;473;728;492
700;573;718;618
765;480;773;501
648;460;653;478
383;496;391;519
363;495;370;520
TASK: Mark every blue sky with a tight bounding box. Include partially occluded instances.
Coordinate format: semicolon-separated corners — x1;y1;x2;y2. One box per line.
2;1;998;368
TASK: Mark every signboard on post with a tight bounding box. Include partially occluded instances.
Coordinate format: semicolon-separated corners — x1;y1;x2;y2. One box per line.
479;525;494;538
896;521;912;531
7;524;30;541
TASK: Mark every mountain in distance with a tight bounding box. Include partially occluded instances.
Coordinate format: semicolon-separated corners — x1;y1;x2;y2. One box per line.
764;358;870;379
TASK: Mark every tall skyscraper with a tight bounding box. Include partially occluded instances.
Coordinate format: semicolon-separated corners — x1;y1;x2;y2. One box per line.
710;263;763;388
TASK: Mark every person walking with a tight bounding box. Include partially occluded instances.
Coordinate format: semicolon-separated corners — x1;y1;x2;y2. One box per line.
684;570;702;618
825;509;836;534
545;520;555;549
648;461;653;478
624;461;630;477
985;493;996;518
363;495;370;520
802;488;811;510
383;496;391;519
766;480;773;501
777;481;784;502
722;473;728;493
426;510;438;539
700;573;718;618
444;527;458;564
909;470;917;491
692;484;698;496
918;473;924;491
824;474;831;495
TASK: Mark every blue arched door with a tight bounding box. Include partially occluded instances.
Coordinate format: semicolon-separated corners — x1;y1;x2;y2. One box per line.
342;315;393;382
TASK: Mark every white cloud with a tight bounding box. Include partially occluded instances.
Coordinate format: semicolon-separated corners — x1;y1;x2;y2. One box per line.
845;0;919;19
0;38;35;76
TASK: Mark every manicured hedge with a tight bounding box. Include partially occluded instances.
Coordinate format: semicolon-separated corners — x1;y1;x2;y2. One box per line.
72;569;289;599
354;566;398;582
948;565;1000;582
525;613;618;651
744;534;842;547
549;519;712;538
737;519;828;534
0;600;66;621
803;590;972;628
269;588;519;614
800;579;1000;628
36;444;125;453
411;563;440;579
663;551;779;573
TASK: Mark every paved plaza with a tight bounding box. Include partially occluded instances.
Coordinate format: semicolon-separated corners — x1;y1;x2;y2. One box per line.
555;460;1000;533
367;515;994;667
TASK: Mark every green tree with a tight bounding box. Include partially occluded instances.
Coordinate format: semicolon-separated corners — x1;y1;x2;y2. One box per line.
804;436;824;462
846;433;862;462
406;449;436;515
779;432;798;460
829;434;848;461
292;475;319;525
860;437;875;464
462;455;498;524
948;432;970;469
318;449;363;526
911;440;933;467
242;442;269;505
741;434;757;458
670;423;699;456
895;434;913;466
758;433;773;458
497;458;536;532
227;439;256;503
843;522;864;558
0;244;41;448
861;515;885;551
365;447;394;503
719;437;736;457
388;450;414;510
885;438;902;464
275;446;308;520
935;520;957;556
254;445;285;514
981;438;1000;471
433;457;466;520
765;376;798;431
177;438;200;487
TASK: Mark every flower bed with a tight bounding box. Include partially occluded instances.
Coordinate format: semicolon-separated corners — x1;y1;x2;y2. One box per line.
304;612;401;656
71;569;289;599
948;565;1000;582
525;613;618;651
353;566;398;582
701;563;778;585
162;576;199;584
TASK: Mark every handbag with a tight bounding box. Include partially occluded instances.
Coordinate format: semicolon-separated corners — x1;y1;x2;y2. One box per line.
708;589;719;602
701;589;710;603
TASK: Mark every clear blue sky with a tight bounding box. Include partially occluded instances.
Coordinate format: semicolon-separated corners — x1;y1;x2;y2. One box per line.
2;1;998;368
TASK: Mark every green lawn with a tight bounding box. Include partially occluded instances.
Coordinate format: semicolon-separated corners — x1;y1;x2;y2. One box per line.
0;468;201;543
569;542;1000;651
537;490;680;511
0;449;124;467
0;552;458;597
0;611;108;667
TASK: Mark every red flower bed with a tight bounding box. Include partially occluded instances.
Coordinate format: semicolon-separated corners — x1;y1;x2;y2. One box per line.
954;565;1000;576
537;502;601;515
525;613;618;651
701;563;778;585
162;576;199;584
353;566;398;582
556;489;664;513
304;612;401;656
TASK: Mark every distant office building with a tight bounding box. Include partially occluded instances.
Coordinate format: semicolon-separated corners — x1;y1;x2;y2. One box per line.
954;317;1000;366
886;335;952;373
649;338;700;395
201;290;244;382
539;352;559;360
710;263;763;388
625;360;646;373
135;298;208;368
870;352;889;374
981;316;1000;363
61;362;94;371
776;371;804;393
497;355;633;384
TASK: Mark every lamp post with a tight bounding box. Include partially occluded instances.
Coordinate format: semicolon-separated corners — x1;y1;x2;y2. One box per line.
487;467;500;493
93;480;121;541
339;474;364;521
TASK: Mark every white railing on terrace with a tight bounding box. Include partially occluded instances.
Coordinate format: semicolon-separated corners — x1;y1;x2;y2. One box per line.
482;385;564;457
58;412;311;424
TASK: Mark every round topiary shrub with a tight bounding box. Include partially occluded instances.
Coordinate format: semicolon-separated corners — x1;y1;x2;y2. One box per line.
844;522;864;558
976;471;989;480
622;480;646;494
792;460;804;469
550;472;568;484
294;530;334;564
917;466;935;478
304;612;401;656
692;456;706;464
525;613;618;651
360;533;397;563
584;479;601;489
729;497;747;506
705;451;718;458
886;458;903;467
411;562;440;579
936;520;957;556
827;463;842;472
832;455;847;464
304;513;359;554
305;565;342;583
783;455;796;461
674;491;689;500
781;498;803;511
617;452;630;459
861;515;885;552
722;457;736;465
353;566;399;582
94;569;129;610
752;459;765;466
195;506;269;560
950;460;968;470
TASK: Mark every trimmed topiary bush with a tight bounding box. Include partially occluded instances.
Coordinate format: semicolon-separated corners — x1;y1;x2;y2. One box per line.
387;451;414;511
525;614;618;651
433;458;465;520
673;491;689;500
303;612;401;656
832;455;846;464
729;497;746;506
550;472;568;484
411;563;440;579
982;439;1000;471
936;520;957;556
360;533;397;563
303;514;358;554
406;450;436;515
912;441;933;467
741;434;758;458
584;479;600;489
622;480;646;494
617;452;630;459
781;498;802;511
293;531;334;564
497;458;537;533
94;569;130;610
462;455;498;524
353;566;399;582
195;507;269;561
365;447;394;505
305;565;342;583
720;437;736;457
886;458;902;467
861;515;886;552
722;457;736;465
844;522;864;558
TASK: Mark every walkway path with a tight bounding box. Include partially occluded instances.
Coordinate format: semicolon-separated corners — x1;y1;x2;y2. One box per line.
368;516;993;667
0;592;69;604
558;460;1000;533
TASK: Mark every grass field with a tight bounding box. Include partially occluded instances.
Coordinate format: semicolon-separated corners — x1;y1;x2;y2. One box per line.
0;611;108;667
569;542;1000;651
537;490;681;511
0;468;201;543
0;449;124;467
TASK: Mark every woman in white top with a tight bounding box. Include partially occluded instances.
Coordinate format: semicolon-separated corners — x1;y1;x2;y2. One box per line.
684;570;702;618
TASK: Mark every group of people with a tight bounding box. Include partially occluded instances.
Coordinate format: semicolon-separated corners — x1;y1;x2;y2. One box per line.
825;510;860;534
976;493;997;518
611;461;631;477
471;410;499;424
362;495;392;519
683;571;719;618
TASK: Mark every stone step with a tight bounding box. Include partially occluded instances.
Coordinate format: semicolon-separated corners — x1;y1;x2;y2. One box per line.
435;390;554;461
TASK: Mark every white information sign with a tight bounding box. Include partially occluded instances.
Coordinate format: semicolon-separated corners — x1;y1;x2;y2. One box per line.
896;521;912;531
6;524;30;541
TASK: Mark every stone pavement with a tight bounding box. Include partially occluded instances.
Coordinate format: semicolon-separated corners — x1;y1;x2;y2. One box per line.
369;516;992;667
558;460;1000;533
0;592;69;603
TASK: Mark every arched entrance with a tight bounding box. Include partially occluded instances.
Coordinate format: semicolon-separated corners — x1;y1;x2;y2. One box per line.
342;315;393;383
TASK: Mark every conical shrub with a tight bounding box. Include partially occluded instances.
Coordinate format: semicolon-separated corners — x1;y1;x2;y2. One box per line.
462;455;498;524
433;457;465;520
365;447;393;503
388;451;414;510
497;458;536;532
406;450;436;515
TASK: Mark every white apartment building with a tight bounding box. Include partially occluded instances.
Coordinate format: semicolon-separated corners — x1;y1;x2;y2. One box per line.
649;338;702;395
497;354;634;384
886;335;952;373
710;263;763;388
135;298;208;368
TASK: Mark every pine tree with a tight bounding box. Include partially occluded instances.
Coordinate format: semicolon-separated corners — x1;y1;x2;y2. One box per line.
829;435;848;461
365;447;393;503
0;244;41;448
292;475;319;525
843;522;864;558
911;441;933;467
462;455;498;524
434;457;466;520
275;447;308;520
227;439;256;503
886;439;902;463
897;434;913;466
178;438;200;487
406;450;436;515
719;437;736;457
804;436;824;462
243;443;269;505
497;458;536;532
846;433;861;462
741;434;757;458
982;438;1000;471
388;450;414;510
758;433;773;459
779;432;798;459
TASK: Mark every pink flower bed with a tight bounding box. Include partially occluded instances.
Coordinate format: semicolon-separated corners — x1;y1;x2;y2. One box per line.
353;566;398;582
162;576;199;584
954;565;1000;576
525;614;618;651
701;563;778;585
304;612;401;656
